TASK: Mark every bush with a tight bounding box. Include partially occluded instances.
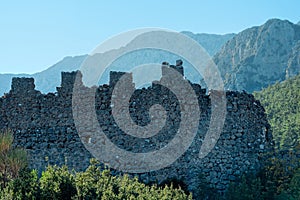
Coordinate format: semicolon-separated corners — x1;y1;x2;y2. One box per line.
259;154;299;197
159;177;189;195
12;168;39;200
0;182;14;200
193;174;220;200
39;165;76;200
226;175;263;200
0;130;27;189
277;168;300;200
74;159;101;199
289;168;300;198
226;154;300;200
0;158;192;199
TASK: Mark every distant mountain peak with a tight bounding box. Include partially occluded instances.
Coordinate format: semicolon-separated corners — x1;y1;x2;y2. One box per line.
214;18;300;92
0;32;232;95
181;31;235;56
264;18;292;25
266;18;294;28
1;19;299;95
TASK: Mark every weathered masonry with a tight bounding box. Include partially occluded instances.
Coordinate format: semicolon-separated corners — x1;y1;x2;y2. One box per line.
0;61;274;195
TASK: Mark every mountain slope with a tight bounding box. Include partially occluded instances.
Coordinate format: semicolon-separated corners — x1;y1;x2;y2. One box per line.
0;32;233;95
0;55;87;95
33;55;87;92
3;19;300;95
254;74;300;149
214;19;300;92
0;73;31;94
181;31;235;56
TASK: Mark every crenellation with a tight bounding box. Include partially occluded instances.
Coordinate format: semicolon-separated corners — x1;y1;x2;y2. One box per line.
57;71;82;96
109;71;127;87
61;71;78;88
162;64;184;78
0;60;275;197
11;77;36;94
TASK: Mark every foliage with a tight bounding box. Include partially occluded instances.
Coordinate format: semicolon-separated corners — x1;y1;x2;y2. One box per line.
39;165;76;200
12;168;39;200
254;74;300;149
1;131;298;199
195;173;220;200
275;167;300;200
260;155;299;195
0;130;27;189
226;152;300;200
0;158;192;199
226;175;263;200
159;177;189;195
288;168;300;199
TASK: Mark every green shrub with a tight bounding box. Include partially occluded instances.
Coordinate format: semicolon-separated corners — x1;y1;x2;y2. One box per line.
259;155;299;197
194;174;220;200
0;182;14;200
226;153;300;200
226;175;263;200
289;168;300;199
39;165;76;200
74;158;101;199
159;177;189;195
0;158;192;199
11;168;39;200
277;168;300;200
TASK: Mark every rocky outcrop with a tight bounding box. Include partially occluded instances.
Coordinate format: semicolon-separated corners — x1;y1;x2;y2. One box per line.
181;31;235;56
214;19;300;92
287;41;300;77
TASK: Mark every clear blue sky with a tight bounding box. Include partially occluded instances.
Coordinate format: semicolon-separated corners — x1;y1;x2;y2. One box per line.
0;0;299;74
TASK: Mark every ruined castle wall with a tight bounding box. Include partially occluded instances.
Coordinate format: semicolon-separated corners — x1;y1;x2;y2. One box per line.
0;63;274;195
1;75;93;171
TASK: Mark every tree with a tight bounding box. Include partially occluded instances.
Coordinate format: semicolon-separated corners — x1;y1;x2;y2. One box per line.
254;74;300;149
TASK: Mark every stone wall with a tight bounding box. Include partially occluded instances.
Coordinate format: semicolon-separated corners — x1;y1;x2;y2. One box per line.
0;61;274;196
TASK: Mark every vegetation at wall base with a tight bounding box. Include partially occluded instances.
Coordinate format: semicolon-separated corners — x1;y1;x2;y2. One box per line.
0;156;192;200
0;130;27;189
2;156;298;199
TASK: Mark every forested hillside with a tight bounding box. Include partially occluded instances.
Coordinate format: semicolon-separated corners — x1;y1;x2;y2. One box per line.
254;74;300;149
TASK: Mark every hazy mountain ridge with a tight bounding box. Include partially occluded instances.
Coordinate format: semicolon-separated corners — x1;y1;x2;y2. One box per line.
0;73;31;95
214;18;300;92
0;32;234;95
0;55;87;95
1;19;300;95
181;31;235;55
33;55;87;92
